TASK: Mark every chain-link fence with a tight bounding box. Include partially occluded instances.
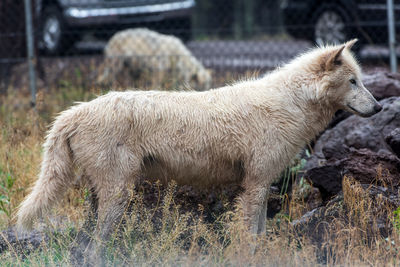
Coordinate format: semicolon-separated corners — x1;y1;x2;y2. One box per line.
0;0;398;101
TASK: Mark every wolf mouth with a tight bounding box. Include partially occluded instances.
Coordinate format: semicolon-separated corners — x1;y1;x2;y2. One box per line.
347;104;360;114
347;104;377;118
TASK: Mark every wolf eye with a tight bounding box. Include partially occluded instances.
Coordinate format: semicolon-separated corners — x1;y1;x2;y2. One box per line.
349;79;357;85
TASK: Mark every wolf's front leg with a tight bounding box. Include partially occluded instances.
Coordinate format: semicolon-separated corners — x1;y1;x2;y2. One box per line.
237;182;270;235
257;193;269;235
238;153;273;235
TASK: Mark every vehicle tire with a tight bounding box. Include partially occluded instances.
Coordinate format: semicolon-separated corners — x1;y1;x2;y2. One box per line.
39;6;78;55
312;5;352;46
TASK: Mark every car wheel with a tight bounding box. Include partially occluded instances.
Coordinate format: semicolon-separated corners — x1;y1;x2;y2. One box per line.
40;6;77;55
313;6;350;46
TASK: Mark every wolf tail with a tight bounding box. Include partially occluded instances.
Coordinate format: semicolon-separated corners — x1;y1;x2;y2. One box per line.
17;112;76;230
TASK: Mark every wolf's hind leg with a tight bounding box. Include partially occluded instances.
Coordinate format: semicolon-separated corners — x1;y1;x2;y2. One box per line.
70;185;99;266
83;179;136;265
83;154;142;265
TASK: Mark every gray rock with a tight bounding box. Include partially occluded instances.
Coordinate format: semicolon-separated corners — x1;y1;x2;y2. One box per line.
314;97;400;155
291;193;343;244
304;148;400;199
363;71;400;100
292;183;399;254
302;97;400;200
385;127;400;158
305;163;343;199
0;227;48;254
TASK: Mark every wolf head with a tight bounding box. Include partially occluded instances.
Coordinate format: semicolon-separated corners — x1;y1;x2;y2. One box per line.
316;39;382;117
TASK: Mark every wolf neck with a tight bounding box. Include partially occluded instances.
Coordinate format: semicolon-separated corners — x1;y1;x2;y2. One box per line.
251;69;336;144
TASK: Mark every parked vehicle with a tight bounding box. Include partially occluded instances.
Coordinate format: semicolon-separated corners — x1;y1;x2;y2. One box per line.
281;0;397;47
35;0;195;55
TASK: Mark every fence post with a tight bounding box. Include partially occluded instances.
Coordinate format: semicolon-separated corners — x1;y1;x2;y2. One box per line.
233;0;243;39
24;0;37;108
244;0;254;37
387;0;397;72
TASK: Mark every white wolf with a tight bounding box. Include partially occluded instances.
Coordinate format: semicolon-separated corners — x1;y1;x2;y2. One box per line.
98;28;211;90
17;39;381;259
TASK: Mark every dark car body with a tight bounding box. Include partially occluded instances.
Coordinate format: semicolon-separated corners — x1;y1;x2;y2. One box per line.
35;0;195;54
281;0;399;46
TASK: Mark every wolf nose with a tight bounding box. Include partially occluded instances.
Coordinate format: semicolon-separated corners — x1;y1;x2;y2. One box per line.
374;103;382;113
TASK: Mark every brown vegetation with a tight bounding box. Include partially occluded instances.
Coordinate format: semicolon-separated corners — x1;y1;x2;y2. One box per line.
0;62;399;266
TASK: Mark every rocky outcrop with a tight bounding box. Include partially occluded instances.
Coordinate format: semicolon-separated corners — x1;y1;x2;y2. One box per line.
291;73;400;261
385;128;400;157
292;180;400;259
314;97;400;158
304;148;400;199
291;193;343;244
0;227;48;254
363;70;400;100
303;97;400;199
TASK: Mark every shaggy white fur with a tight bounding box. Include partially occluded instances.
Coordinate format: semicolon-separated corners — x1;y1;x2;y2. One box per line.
17;39;381;261
98;28;211;90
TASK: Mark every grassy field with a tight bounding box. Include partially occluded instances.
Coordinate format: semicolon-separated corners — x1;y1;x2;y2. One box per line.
0;74;400;266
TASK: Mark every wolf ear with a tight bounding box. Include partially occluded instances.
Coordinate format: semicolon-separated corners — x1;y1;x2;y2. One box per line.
323;45;345;71
345;38;358;50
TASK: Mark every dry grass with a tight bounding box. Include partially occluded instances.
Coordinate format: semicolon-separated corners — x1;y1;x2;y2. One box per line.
0;74;399;266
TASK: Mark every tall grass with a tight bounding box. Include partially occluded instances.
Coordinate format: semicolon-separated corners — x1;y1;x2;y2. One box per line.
0;78;399;266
